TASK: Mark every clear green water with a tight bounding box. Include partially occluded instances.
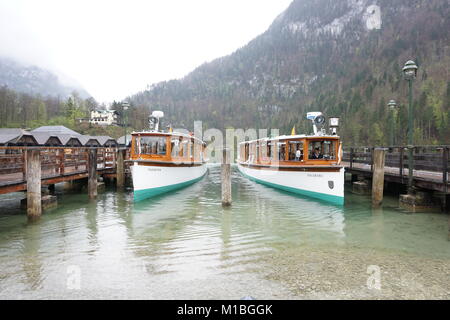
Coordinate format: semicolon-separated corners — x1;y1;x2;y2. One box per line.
0;164;449;299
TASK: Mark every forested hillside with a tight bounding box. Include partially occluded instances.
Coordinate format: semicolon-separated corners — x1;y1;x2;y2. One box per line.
0;86;126;138
128;0;450;145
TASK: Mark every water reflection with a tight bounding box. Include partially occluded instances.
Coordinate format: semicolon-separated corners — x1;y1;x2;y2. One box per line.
21;222;44;290
0;165;449;299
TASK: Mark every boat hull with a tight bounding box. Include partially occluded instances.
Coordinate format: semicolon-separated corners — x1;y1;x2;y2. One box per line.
131;163;207;201
237;164;344;205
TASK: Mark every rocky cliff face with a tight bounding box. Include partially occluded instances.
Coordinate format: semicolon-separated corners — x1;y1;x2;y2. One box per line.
129;0;450;145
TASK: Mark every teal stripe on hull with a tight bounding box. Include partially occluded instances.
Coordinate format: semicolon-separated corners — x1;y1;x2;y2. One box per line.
238;166;344;205
134;172;206;202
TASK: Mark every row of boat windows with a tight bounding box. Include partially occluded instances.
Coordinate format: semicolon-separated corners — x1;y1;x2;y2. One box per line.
135;137;167;155
133;136;201;159
242;140;337;162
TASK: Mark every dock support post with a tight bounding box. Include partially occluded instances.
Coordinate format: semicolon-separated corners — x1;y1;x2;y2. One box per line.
22;149;27;181
88;148;98;199
116;148;125;187
27;149;41;220
372;148;386;207
221;148;232;206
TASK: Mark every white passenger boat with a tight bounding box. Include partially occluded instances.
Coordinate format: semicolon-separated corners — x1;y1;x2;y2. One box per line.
129;111;207;201
237;112;344;205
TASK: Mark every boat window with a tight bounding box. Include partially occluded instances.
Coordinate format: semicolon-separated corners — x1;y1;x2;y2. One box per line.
288;141;303;161
171;138;180;157
180;139;189;157
267;141;278;161
139;136;167;155
278;142;286;161
308;140;336;160
260;141;268;160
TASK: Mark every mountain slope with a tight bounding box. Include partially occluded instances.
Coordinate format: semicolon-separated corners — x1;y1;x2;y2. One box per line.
0;57;90;99
128;0;450;145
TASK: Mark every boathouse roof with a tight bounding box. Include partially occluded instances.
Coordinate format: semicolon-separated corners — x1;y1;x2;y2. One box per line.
93;136;118;147
78;136;101;147
57;134;83;147
31;125;81;136
31;132;63;146
0;128;38;146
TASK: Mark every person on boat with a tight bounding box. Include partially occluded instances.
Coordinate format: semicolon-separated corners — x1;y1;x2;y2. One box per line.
295;149;302;161
310;147;323;159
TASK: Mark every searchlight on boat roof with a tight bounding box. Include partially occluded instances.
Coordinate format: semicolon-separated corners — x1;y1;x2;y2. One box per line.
306;112;326;135
149;110;164;132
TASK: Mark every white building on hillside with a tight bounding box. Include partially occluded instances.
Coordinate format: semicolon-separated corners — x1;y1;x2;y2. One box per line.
90;110;118;126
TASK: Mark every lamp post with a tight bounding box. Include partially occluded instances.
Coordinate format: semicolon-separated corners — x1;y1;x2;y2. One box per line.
387;99;397;146
122;102;130;146
402;60;418;193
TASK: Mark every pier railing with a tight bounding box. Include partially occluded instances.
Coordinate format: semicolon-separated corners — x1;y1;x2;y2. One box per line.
0;146;119;186
343;145;449;191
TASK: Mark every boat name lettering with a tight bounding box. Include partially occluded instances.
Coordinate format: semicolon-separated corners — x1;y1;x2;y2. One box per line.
147;168;162;172
307;173;323;178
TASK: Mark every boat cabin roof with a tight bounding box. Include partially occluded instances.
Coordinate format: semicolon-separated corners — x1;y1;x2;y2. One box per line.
240;134;340;145
131;130;205;145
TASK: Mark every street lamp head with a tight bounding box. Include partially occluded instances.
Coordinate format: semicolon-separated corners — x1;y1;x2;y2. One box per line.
122;101;130;110
387;99;397;110
402;60;418;79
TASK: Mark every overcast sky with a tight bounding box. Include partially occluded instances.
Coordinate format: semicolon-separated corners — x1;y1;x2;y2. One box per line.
0;0;292;103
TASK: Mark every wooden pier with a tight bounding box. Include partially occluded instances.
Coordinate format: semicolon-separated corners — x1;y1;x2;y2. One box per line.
0;146;131;218
343;145;450;211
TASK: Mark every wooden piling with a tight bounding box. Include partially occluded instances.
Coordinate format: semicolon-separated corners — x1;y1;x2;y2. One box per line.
22;149;27;180
221;148;232;206
116;149;125;187
88;148;98;199
372;148;386;207
26;149;41;219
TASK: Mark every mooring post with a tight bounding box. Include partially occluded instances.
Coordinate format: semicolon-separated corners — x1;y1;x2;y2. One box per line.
88;148;98;199
26;149;41;219
372;148;386;207
221;148;232;206
22;148;27;180
116;148;125;187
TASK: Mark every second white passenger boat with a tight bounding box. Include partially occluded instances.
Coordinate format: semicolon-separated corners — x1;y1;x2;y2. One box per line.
237;112;344;205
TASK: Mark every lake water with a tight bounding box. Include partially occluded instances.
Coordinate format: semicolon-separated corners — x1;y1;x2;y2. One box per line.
0;164;449;299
